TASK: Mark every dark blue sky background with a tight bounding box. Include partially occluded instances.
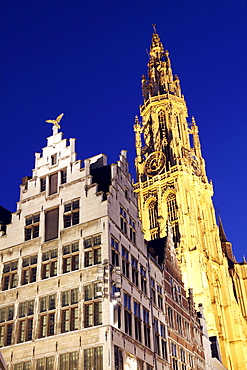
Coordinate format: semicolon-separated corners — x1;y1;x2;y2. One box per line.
0;1;246;261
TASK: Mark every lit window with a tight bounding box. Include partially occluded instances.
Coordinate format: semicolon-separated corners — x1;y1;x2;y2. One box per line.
84;235;102;267
63;199;80;228
21;255;37;285
0;305;14;347
84;347;103;370
36;357;54;370
84;283;103;327
61;288;79;332
39;294;56;338
17;300;34;343
2;260;18;290
59;352;78;370
62;242;79;273
24;213;40;241
41;248;58;279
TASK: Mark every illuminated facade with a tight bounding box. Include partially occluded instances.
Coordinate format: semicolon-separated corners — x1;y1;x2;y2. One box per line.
0;127;207;369
134;31;247;369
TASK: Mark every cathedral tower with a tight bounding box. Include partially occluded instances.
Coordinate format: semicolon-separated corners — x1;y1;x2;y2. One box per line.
134;29;247;369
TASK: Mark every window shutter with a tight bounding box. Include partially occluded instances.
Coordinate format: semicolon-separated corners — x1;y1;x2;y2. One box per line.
45;208;59;241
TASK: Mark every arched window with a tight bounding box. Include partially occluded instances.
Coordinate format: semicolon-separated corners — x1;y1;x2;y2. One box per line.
148;201;158;230
167;194;178;222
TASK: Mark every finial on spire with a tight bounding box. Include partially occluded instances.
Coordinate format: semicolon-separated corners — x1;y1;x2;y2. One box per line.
151;24;157;33
45;113;64;134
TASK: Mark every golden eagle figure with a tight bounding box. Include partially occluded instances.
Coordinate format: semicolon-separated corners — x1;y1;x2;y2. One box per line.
45;113;64;129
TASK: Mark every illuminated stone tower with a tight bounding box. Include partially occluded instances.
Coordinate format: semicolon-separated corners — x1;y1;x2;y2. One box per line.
134;30;247;369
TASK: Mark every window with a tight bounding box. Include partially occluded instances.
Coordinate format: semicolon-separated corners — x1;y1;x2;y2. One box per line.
41;248;58;279
157;284;163;310
39;294;56;338
40;177;46;192
61;169;67;184
0;305;14;347
111;236;119;266
63;199;80;228
14;362;31;370
124;293;132;336
148;201;158;229
51;154;57;165
168;307;174;328
36;357;54;370
63;242;79;273
134;301;141;342
120;206;127;234
22;255;37;285
184;321;190;340
45;208;59;241
18;300;34;343
180;349;186;370
151;278;156;304
114;346;123;370
177;314;183;335
59;352;78;370
84;346;103;370
24;213;40;241
140;265;147;294
131;256;138;287
61;288;79;332
49;173;58;195
160;323;168;361
2;260;18;290
171;343;178;370
129;217;136;243
122;246;129;279
84;283;102;327
84;235;102;267
146;365;153;370
143;307;150;348
189;354;194;368
154;318;160;356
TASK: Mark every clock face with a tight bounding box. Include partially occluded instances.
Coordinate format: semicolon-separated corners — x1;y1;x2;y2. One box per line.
145;151;166;176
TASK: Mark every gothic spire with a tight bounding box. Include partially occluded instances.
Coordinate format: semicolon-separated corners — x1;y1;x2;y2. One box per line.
141;28;182;101
218;215;229;243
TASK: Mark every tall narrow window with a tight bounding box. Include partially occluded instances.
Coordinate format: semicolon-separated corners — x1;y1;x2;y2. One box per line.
39;294;56;338
143;307;150;348
84;235;102;267
45;208;59;241
63;199;80;228
167;194;178;222
134;301;141;342
123;293;132;336
148;201;158;229
62;242;79;273
42;248;58;279
49;173;58;195
61;288;79;332
17;300;34;343
0;305;14;347
84;283;103;327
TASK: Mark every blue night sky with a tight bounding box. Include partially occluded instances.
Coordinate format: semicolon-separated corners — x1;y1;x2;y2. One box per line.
0;1;246;261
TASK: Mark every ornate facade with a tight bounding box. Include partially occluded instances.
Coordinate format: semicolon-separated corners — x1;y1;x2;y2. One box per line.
134;31;247;370
0;127;209;369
